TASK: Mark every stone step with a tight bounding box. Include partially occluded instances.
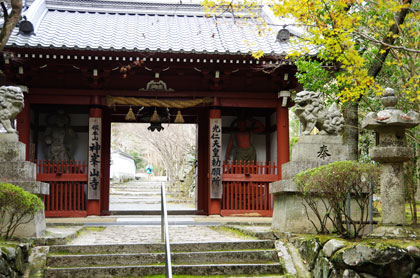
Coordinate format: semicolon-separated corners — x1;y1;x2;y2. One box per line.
110;191;161;195
111;184;163;189
110;189;161;194
47;250;279;267
49;240;275;254
112;183;164;187
45;263;282;277
109;197;190;203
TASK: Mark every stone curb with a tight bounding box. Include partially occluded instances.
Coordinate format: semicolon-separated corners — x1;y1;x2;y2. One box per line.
32;226;85;246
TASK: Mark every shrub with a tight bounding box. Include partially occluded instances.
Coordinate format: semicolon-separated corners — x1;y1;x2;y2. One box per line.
294;161;379;238
0;183;44;239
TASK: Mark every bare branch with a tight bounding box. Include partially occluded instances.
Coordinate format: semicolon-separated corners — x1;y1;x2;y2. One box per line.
0;0;23;52
1;2;8;19
367;0;412;78
357;31;420;54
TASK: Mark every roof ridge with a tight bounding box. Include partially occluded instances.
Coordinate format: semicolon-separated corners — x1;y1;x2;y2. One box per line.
44;0;256;17
46;0;204;14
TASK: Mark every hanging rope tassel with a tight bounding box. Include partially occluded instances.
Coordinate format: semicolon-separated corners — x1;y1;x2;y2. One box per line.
174;110;185;123
125;107;136;121
150;108;161;123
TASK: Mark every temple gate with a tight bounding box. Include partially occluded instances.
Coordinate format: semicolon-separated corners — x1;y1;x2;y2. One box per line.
4;0;298;217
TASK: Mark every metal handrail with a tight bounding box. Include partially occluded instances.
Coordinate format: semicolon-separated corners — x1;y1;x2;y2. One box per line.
161;182;172;278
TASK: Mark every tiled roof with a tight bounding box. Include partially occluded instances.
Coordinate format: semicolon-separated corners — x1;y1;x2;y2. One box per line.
6;0;316;56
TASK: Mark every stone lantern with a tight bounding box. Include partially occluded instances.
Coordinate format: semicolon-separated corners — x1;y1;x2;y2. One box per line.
362;88;419;226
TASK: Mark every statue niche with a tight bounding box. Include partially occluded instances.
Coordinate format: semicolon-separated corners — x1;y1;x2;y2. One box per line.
225;116;264;164
44;110;77;161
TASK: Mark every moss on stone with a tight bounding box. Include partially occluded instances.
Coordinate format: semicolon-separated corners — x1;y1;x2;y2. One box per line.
210;226;258;240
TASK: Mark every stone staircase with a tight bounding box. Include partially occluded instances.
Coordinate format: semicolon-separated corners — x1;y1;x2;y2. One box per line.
44;240;283;277
110;180;195;211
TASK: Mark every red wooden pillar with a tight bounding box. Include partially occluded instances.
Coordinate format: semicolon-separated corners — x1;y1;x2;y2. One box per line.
87;96;102;215
276;102;290;179
197;109;209;214
16;98;30;160
101;108;111;215
208;108;221;215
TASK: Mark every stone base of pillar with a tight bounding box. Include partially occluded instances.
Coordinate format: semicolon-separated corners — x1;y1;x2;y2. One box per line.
0;133;49;238
4;210;46;238
271;182;365;234
271;135;351;234
272;189;332;234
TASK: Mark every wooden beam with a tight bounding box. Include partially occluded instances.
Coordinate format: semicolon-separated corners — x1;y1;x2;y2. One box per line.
221;210;272;217
220;98;277;108
37;174;87;182
222;174;278;182
45;211;87;218
27;95;91;105
27;88;278;99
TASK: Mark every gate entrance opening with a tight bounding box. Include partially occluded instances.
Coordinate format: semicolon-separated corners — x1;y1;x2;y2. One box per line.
109;123;198;214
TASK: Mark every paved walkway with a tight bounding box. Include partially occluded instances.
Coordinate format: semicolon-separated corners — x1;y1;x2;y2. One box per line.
45;215;272;245
68;225;257;245
46;215;272;226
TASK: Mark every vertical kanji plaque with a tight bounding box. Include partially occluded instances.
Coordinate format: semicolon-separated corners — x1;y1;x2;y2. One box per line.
88;117;101;200
210;118;222;198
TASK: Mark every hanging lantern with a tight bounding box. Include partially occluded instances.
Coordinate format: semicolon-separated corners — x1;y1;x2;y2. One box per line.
174;110;185;123
150;108;161;123
125;107;136;121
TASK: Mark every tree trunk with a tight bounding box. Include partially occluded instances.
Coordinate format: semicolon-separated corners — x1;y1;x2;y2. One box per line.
417;131;420;202
342;101;359;161
341;1;413;162
0;0;23;52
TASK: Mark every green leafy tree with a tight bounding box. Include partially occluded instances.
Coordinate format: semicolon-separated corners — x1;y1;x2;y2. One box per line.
128;150;146;170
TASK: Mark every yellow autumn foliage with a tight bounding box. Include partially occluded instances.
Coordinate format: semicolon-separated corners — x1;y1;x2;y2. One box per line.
202;0;419;103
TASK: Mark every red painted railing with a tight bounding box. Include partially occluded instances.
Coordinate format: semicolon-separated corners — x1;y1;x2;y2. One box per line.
35;160;88;217
221;161;278;216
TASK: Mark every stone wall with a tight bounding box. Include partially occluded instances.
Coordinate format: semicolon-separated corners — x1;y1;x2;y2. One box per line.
0;243;30;278
291;237;420;278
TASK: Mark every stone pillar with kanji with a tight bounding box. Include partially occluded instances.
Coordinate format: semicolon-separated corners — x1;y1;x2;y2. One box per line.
208;108;222;215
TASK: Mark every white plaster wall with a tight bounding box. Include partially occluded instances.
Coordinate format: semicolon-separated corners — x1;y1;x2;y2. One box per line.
36;112;89;162
221;115;267;163
270;112;278;164
271;131;278;164
110;153;136;179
